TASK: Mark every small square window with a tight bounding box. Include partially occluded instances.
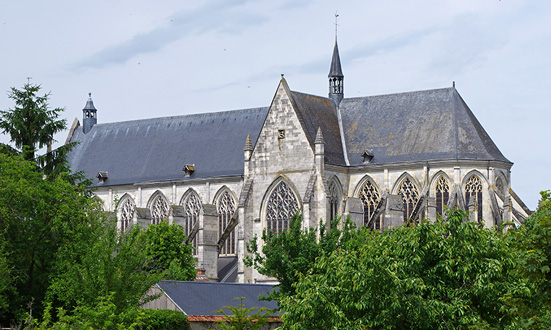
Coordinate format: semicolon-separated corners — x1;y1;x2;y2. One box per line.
278;129;285;139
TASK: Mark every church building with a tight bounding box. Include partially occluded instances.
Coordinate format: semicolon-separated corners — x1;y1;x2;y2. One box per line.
66;39;531;283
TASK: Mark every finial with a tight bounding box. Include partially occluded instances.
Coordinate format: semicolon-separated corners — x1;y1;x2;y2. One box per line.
334;12;339;42
452;81;455;88
26;77;32;84
315;127;324;144
281;73;284;78
244;134;253;151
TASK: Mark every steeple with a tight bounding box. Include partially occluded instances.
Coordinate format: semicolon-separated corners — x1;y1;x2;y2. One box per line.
82;93;97;134
328;15;344;105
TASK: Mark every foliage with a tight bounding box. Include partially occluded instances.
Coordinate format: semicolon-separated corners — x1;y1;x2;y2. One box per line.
503;190;551;328
279;209;521;329
21;294;190;330
210;297;273;330
48;222;162;315
0;82;74;177
245;213;352;302
140;221;196;281
0;239;12;316
0;153;98;324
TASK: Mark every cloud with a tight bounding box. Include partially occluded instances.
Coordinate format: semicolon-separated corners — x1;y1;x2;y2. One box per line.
70;0;267;72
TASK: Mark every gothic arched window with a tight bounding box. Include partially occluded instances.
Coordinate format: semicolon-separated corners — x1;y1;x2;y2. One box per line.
118;196;135;231
181;191;201;255
359;179;381;230
398;177;420;222
150;193;170;225
328;179;341;226
465;175;483;222
265;180;299;233
217;190;236;255
435;176;450;217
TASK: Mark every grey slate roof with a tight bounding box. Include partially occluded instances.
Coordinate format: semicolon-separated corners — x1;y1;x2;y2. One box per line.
289;91;345;165
157;281;278;316
339;87;510;166
68;107;269;187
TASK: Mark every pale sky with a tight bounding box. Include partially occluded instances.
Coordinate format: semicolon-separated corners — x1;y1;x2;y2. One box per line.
0;0;549;210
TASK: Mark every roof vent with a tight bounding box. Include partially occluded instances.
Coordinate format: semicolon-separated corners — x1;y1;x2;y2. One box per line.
183;164;195;177
96;171;108;183
362;149;374;163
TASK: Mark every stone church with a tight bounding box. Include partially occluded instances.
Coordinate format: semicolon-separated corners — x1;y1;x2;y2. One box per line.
66;40;531;284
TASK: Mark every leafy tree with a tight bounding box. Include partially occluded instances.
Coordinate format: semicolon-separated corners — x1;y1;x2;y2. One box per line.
48;222;163;315
245;213;352;302
504;190;551;328
0;82;72;176
0;153;98;324
211;297;273;330
279;209;521;329
140;221;196;281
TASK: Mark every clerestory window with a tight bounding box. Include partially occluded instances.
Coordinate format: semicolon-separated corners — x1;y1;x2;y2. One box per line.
217;190;236;255
435;176;450;217
359;179;381;230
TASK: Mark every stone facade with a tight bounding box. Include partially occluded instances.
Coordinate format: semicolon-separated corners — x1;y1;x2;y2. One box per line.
67;41;531;284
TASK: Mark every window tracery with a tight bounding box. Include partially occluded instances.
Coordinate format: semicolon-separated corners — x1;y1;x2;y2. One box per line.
435;176;450;217
465;175;483;222
150;194;170;225
398;177;420;222
217;190;236;255
359;179;381;230
181;191;201;255
119;197;135;232
265;180;299;233
328;179;341;226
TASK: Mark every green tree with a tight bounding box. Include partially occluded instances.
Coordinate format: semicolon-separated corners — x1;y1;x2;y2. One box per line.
0;82;72;176
211;297;273;330
504;190;551;328
279;209;521;329
48;222;163;315
0;153;97;324
245;214;352;303
140;220;196;281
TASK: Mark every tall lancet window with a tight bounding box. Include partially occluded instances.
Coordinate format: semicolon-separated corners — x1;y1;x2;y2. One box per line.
359;179;381;230
465;175;483;222
328;179;341;226
181;191;201;255
265;180;299;233
217;191;236;255
118;197;135;232
435;176;450;217
398;177;420;222
150;194;170;225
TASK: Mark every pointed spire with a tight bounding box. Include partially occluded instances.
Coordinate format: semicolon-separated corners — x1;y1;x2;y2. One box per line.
315;127;324;144
244;135;253;151
328;41;344;78
82;92;97;134
83;92;97;110
328;15;344;106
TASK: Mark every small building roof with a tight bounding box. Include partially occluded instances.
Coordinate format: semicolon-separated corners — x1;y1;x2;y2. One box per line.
157;281;278;316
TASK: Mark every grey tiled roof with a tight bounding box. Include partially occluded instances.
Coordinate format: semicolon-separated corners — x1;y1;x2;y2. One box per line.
157;281;278;316
67;107;269;186
289;91;345;165
340;87;510;166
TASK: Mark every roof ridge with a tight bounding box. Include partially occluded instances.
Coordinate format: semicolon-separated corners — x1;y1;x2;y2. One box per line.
83;106;270;127
342;86;454;101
